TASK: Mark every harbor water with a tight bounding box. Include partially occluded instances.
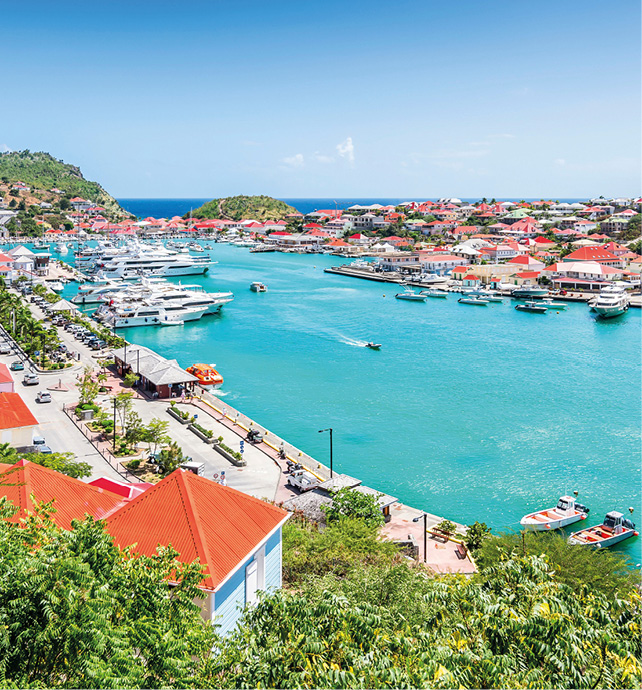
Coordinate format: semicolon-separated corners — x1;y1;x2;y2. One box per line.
57;242;641;561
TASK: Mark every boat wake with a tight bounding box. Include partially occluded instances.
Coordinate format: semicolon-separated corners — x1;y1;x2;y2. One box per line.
337;334;369;348
210;389;230;397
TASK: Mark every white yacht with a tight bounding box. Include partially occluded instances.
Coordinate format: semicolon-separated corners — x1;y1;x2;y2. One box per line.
590;284;630;319
512;286;549;299
117;282;234;314
96;251;214;278
103;302;210;328
71;281;133;305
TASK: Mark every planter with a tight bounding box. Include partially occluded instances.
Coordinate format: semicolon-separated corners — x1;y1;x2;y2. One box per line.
188;423;214;444
213;443;246;467
167;406;190;425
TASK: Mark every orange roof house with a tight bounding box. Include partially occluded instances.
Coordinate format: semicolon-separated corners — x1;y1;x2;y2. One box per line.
0;460;125;529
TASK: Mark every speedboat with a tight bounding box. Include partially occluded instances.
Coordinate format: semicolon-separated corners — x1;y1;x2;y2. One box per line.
250;282;268;292
539;298;567;309
512;286;549;299
186;363;224;389
365;342;381;350
421;289;449;298
34;241;49;250
568;510;638;548
515;301;547;313
47;281;65;292
520;495;590;532
590;284;630;319
458;297;488;305
159;318;184;326
395;289;427;301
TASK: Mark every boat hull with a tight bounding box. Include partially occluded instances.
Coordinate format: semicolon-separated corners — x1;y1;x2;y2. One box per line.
520;511;586;532
594;306;629;318
568;527;637;548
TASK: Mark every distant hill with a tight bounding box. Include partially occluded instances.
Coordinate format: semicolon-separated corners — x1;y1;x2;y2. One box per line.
0;150;129;218
189;195;298;222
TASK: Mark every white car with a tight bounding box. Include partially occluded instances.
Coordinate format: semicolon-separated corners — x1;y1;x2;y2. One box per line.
23;373;40;386
36;391;52;403
286;469;321;493
0;343;10;355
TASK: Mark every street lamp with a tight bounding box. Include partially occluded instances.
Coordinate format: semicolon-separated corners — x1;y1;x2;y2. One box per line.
413;513;428;563
318;427;333;478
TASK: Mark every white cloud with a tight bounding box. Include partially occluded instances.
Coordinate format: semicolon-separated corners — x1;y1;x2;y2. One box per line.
0;144;12;153
282;153;304;168
555;158;566;166
336;137;355;164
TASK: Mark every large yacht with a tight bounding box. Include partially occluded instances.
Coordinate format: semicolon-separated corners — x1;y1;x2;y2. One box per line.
112;282;234;314
95;250;214;278
102;301;210;328
590;284;630;319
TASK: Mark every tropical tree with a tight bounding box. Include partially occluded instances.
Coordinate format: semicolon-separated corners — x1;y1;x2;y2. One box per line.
322;487;385;528
78;366;100;406
144;418;171;456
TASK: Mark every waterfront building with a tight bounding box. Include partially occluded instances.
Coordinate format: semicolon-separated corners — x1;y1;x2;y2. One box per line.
542;261;626;285
506;255;546;272
112;344;198;399
563;247;625;268
418;253;469;275
379;252;421;273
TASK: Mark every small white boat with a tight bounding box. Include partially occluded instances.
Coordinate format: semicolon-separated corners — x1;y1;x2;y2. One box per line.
159;318;184;326
515;301;547;313
520;495;589;532
568;510;638;548
250;282;268;292
539;298;567;309
365;342;381;350
458;297;488;305
47;281;65;292
395;289;427;301
421;289;449;298
512;286;549;299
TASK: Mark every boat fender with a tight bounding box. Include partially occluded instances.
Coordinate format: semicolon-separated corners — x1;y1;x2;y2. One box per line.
545;524;551;530
634;531;639;537
581;514;587;520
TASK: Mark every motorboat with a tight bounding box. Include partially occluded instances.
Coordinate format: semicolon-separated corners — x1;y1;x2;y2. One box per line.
590;284;630;319
188;242;205;253
539;298;568;309
54;242;65;252
250;282;268;292
421;289;449;298
72;281;132;305
34;241;49;250
186;363;224;389
512;286;549;299
47;280;65;293
520;495;590;532
515;301;547;313
365;342;381;350
567;510;638;548
469;289;503;302
458;297;488;305
417;274;448;285
395;289;427;302
104;303;210;328
159;318;184;326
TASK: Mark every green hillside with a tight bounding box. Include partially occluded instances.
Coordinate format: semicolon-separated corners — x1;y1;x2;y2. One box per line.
0;150;128;218
189;195;298;221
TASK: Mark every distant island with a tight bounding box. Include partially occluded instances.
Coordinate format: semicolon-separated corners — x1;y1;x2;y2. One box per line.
0;150;129;220
187;195;298;222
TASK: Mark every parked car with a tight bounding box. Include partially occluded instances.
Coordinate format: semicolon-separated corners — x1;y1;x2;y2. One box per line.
23;373;40;386
36;391;52;403
0;343;11;355
286;469;321;493
36;445;53;454
10;361;24;371
32;435;46;446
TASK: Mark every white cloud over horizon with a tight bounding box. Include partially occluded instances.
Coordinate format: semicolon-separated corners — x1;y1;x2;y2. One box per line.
336;137;355;164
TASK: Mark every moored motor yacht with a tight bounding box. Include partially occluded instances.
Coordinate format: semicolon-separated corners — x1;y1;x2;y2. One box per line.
104;302;210;328
395;288;427;301
250;282;268;292
458;297;488;305
520;495;590;532
567;510;638;548
421;289;449;298
515;301;547;313
590;284;630;319
512;286;550;299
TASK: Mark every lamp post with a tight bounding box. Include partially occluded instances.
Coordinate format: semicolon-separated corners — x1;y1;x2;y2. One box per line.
113;397;117;453
317;427;333;478
413;513;428;563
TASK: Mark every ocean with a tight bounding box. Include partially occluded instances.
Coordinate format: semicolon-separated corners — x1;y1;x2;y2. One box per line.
58;239;642;562
118;198;587;219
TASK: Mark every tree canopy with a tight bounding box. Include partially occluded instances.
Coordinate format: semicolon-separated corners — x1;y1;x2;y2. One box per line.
189;195;297;221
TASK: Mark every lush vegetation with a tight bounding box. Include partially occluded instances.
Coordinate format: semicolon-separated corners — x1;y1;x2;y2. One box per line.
189;195;297;221
0;488;639;688
0;501;215;688
0;150;128;218
0;443;91;478
620;213;641;241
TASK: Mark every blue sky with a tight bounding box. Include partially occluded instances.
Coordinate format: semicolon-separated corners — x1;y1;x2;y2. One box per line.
2;0;639;198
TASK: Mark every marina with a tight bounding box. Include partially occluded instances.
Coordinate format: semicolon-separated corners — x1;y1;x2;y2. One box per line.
50;241;641;560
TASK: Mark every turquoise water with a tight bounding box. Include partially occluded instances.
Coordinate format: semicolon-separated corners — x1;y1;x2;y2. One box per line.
57;243;641;560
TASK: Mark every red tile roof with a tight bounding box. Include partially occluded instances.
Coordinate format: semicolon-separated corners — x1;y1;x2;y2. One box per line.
565;247;620;262
0;460;125;529
106;469;289;591
0;364;12;384
0;392;38;430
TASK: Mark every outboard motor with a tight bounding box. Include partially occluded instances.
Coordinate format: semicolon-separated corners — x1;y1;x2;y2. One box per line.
575;503;589;514
623;519;635;530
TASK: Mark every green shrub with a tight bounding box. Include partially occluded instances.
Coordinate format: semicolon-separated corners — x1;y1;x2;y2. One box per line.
128;459;140;471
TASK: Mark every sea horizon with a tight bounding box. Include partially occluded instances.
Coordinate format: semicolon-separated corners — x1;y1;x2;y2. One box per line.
118;196;597;219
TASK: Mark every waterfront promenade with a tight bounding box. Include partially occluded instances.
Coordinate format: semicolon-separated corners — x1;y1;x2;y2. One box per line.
10;293;476;574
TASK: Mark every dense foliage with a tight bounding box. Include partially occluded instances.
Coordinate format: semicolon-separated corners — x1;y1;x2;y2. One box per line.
0;500;216;688
0;150;127;217
189;194;297;221
0;443;91;478
620;213;641;241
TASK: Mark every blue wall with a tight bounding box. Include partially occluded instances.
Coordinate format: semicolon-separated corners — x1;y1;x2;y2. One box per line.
213;527;282;637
